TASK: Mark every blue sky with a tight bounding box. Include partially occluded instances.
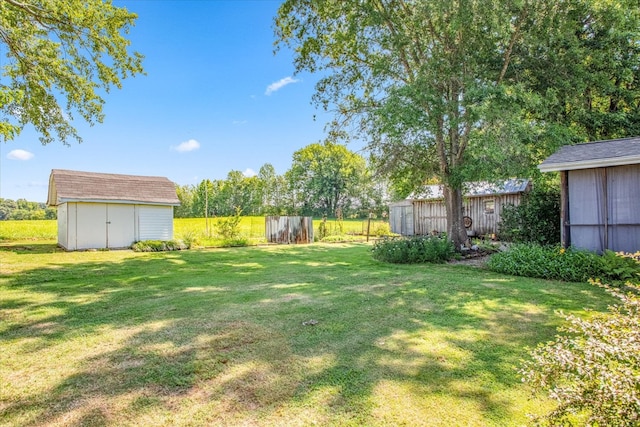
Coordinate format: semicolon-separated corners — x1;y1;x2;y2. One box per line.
1;0;354;203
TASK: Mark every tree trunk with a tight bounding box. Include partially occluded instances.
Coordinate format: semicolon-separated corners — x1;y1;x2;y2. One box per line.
443;184;470;251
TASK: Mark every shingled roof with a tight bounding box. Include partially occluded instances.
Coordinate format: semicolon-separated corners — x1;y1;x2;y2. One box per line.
47;169;180;207
539;137;640;172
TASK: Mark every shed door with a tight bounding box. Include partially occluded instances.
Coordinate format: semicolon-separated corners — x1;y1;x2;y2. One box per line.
107;205;135;248
390;204;414;236
76;203;107;250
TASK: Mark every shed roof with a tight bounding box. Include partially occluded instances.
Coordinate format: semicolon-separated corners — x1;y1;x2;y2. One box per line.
409;178;530;200
47;169;180;207
538;136;640;172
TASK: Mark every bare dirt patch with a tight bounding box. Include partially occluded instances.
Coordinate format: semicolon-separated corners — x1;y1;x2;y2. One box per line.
448;253;491;267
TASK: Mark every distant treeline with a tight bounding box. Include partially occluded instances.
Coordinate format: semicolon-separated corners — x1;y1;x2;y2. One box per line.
175;164;389;220
175;144;391;220
0;198;57;220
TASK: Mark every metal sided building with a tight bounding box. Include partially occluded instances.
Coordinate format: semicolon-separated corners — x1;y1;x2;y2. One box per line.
47;169;180;250
539;137;640;253
389;179;531;237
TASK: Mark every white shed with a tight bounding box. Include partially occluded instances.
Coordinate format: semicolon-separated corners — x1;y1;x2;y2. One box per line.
47;169;180;250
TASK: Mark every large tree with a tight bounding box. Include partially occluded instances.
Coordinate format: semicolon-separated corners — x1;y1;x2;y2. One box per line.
0;0;144;145
286;142;367;217
515;0;640;143
258;163;289;215
274;0;640;249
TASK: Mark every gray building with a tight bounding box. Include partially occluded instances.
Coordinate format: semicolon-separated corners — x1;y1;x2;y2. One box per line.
539;137;640;253
389;179;531;237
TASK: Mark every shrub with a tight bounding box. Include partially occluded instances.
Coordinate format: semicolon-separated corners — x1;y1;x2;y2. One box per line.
372;222;392;237
520;280;640;426
486;244;602;282
216;207;242;240
371;236;455;264
487;244;640;283
498;184;560;245
131;240;185;252
600;250;640;282
179;230;200;249
622;251;640;262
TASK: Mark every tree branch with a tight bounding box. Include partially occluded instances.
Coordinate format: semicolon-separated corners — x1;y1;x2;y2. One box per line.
497;7;527;85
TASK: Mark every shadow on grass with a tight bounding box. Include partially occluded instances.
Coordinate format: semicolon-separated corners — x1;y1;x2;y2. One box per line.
0;242;62;255
0;243;612;426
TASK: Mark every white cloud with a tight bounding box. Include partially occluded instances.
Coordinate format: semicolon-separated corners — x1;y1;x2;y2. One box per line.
243;168;257;177
265;76;300;95
232;120;248;126
172;139;200;152
7;149;34;161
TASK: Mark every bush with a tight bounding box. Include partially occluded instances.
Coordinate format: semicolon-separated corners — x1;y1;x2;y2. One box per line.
487;244;640;283
216;207;242;240
487;244;602;282
131;240;185;252
179;230;200;249
600;250;640;282
371;236;455;264
498;184;560;245
520;280;640;426
372;222;393;237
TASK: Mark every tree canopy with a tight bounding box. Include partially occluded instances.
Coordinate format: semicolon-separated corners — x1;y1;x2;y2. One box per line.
287;142;369;217
275;0;640;249
0;0;144;145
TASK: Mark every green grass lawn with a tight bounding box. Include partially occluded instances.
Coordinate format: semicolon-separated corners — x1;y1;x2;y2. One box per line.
0;241;612;426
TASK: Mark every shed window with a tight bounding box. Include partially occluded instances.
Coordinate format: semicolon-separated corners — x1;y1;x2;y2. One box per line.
484;200;495;214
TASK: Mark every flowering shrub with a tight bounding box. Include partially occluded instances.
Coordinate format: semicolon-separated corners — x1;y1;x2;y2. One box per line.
521;280;640;426
371;236;455;264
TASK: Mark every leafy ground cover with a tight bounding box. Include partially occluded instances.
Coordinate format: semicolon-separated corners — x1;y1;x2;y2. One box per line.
0;241;613;426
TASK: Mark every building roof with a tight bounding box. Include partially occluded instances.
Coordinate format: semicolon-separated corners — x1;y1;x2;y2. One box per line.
409;178;530;200
47;169;180;207
538;137;640;172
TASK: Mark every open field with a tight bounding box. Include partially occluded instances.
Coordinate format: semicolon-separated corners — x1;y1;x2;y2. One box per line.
0;240;612;426
0;218;385;245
